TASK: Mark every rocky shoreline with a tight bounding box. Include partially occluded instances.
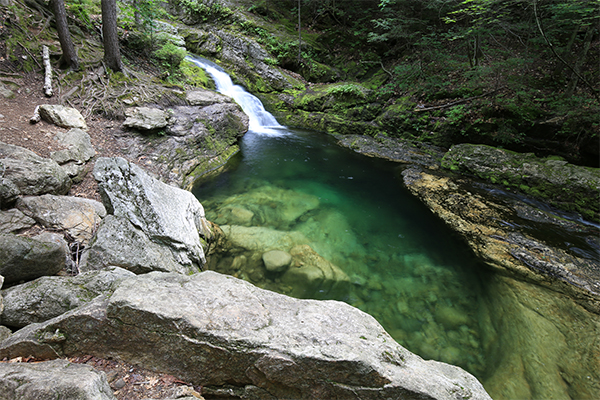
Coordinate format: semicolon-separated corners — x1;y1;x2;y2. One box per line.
0;99;500;399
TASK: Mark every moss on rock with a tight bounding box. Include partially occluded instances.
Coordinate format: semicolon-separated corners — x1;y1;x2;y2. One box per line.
441;144;600;221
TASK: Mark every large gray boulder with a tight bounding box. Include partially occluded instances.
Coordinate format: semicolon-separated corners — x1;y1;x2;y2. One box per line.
1;267;134;328
50;128;96;179
0;359;116;400
123;107;170;131
93;157;210;268
0;178;19;208
0;142;71;196
17;195;106;244
0;271;491;400
0;209;36;234
0;275;4;314
80;215;199;275
38;104;87;130
117;101;247;189
0;233;65;284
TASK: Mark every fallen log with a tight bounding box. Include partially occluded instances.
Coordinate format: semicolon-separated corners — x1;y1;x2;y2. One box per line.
42;45;53;97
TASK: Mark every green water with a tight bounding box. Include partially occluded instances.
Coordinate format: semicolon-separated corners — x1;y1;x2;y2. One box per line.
192;128;600;399
194;129;488;369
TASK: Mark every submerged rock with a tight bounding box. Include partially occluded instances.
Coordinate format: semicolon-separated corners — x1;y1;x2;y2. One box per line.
282;244;351;299
262;250;292;272
213;185;320;229
481;274;600;400
0;271;492;400
0;359;116;400
220;225;310;253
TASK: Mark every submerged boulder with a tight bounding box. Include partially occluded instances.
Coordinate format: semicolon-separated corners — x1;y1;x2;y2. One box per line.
262;250;292;272
213;186;320;229
0;359;116;400
282;244;351;299
220;225;309;253
0;271;492;400
93;157;210;268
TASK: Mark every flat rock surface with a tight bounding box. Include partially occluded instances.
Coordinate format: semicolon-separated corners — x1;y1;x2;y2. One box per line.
336;134;445;169
0;271;492;400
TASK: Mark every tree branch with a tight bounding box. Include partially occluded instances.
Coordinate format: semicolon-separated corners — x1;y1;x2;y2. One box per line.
533;0;600;103
414;88;503;112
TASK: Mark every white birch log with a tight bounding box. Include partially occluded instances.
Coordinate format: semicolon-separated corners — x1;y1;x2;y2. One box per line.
30;105;41;124
42;45;53;97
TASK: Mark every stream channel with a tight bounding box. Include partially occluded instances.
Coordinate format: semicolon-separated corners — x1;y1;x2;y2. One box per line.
189;56;599;400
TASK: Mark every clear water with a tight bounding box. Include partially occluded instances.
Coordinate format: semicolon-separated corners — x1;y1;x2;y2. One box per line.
194;127;489;375
189;56;600;399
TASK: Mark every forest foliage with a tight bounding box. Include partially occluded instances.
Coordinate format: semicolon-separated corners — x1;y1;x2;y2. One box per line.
242;0;599;165
1;0;598;165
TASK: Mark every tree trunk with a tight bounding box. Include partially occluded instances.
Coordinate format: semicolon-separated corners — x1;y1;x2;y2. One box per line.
101;0;123;72
566;25;594;97
51;0;79;70
533;0;599;102
297;0;302;64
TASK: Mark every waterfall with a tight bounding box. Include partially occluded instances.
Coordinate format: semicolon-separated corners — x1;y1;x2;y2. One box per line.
187;56;285;135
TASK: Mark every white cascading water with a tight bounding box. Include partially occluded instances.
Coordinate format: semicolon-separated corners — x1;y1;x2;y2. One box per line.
187;56;285;135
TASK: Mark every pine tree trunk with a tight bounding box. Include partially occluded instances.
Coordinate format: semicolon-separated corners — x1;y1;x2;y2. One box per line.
566;26;594;97
101;0;123;72
297;0;302;64
51;0;79;70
